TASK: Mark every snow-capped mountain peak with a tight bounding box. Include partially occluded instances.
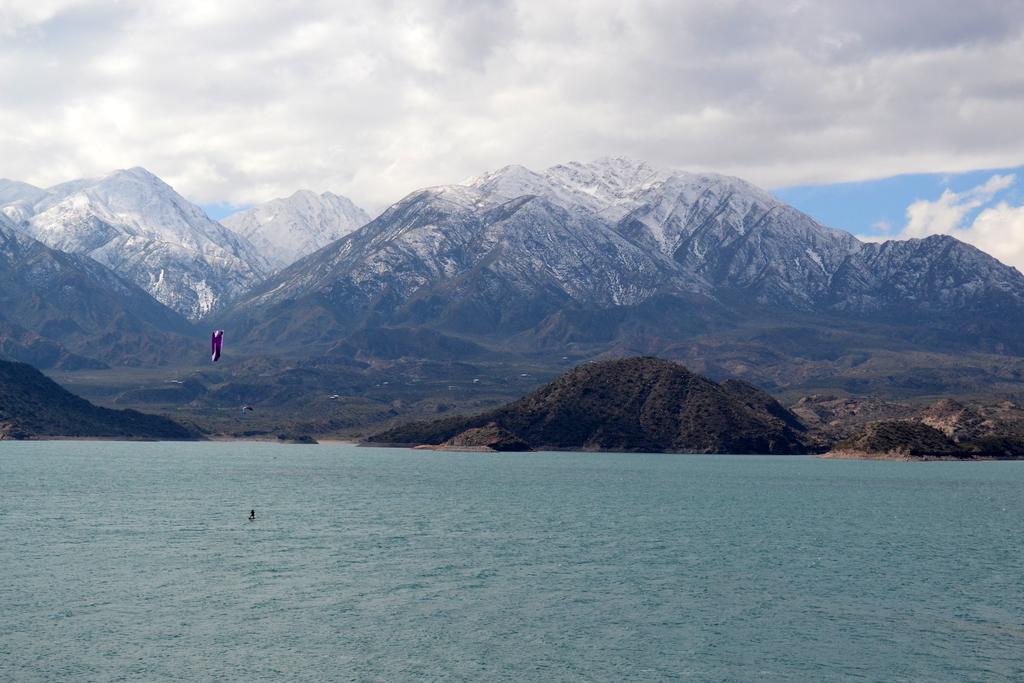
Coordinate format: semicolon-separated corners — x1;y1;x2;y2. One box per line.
1;167;269;319
463;158;852;258
219;158;1024;360
465;158;666;220
464;164;552;199
546;156;667;200
221;189;371;270
33;168;219;243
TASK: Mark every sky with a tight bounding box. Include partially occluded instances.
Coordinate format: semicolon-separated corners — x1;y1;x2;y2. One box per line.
774;164;1024;271
1;0;1024;266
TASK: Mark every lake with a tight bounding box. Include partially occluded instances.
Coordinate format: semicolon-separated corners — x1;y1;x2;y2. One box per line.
2;442;1022;681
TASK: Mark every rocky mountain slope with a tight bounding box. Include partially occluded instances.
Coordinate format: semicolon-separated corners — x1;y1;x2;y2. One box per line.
222;190;370;270
831;421;966;458
823;396;1024;458
830;419;1024;459
0;359;194;440
224;182;697;346
471;159;864;309
220;158;1024;372
0;217;195;369
827;235;1024;319
1;168;268;319
789;395;919;440
368;357;812;454
920;399;988;441
474;159;1024;321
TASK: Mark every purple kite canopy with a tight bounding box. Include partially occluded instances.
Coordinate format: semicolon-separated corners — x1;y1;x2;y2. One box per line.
211;329;223;362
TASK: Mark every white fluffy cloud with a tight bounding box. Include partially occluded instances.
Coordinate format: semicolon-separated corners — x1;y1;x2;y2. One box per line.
881;174;1024;272
1;0;1024;210
904;174;1015;237
969;202;1024;272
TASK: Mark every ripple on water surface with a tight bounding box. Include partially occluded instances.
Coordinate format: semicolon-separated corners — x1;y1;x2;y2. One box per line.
1;442;1023;681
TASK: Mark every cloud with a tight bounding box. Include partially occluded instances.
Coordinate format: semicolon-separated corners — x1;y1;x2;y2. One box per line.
967;202;1024;272
871;219;893;234
1;0;1024;210
903;174;1015;236
884;173;1024;271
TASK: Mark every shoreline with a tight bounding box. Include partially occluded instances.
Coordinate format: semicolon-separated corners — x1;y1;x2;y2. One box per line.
821;449;915;461
2;437;203;443
820;449;1023;461
1;435;358;445
412;444;495;452
4;438;1022;459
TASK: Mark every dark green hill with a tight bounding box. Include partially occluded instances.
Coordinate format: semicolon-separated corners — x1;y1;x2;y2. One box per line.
0;359;195;440
367;357;812;453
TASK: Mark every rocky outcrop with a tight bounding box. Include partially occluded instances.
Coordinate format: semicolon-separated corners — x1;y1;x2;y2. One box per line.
790;395;917;434
442;424;532;451
831;421;964;458
920;399;988;442
829;415;1024;459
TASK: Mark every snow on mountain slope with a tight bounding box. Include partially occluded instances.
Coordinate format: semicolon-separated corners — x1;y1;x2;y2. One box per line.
828;234;1024;315
466;157;668;221
3;168;269;320
621;172;863;306
219;157;1024;358
469;158;862;307
544;157;670;219
221;190;370;270
0;179;46;206
9;157;1023;363
0;179;47;223
225;184;698;344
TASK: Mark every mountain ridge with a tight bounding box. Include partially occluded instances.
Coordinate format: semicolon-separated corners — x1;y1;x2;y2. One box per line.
218;158;1024;361
1;167;268;319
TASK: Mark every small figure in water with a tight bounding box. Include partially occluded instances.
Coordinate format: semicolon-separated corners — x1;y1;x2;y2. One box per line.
249;509;255;520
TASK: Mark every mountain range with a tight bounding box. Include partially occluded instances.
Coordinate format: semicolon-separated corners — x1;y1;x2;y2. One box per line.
221;158;1024;359
2;157;1024;417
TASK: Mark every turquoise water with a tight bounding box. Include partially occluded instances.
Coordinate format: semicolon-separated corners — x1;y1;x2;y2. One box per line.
2;443;1023;682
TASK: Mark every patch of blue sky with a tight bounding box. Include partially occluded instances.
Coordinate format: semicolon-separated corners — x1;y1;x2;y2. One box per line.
201;202;250;221
773;165;1024;237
